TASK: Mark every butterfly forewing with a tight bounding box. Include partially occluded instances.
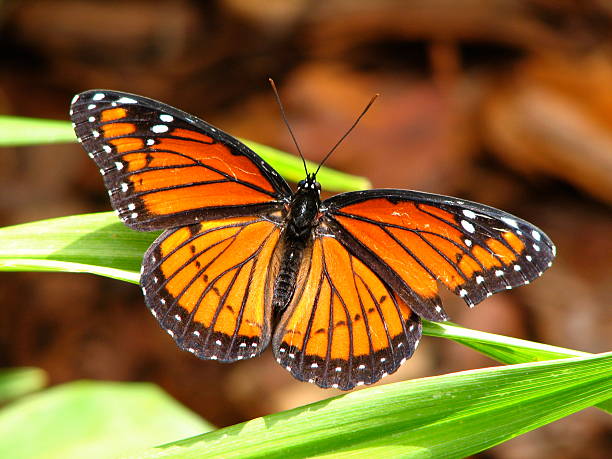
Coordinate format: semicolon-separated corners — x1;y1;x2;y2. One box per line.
141;215;282;361
272;235;422;390
324;189;556;318
70;90;292;231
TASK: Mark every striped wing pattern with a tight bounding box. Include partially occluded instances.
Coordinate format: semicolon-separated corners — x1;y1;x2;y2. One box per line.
273;235;421;390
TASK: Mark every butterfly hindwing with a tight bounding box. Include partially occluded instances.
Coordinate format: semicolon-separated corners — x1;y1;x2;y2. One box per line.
70;90;292;231
323;189;556;319
142;216;282;361
272;235;422;390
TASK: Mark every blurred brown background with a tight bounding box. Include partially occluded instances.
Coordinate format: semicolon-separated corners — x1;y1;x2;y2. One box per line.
0;1;610;457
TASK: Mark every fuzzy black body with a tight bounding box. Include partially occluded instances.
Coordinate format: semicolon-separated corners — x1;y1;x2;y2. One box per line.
271;175;321;321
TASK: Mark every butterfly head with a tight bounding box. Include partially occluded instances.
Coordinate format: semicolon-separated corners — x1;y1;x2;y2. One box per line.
297;173;321;194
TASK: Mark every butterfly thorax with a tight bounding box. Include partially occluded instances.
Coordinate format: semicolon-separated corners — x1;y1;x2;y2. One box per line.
271;176;321;320
285;176;321;239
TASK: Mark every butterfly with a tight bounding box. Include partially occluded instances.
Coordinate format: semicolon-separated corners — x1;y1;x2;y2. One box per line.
70;88;555;390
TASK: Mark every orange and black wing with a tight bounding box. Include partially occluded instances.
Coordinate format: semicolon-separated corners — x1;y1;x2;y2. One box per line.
322;189;556;321
272;235;421;390
141;216;282;360
70;90;292;231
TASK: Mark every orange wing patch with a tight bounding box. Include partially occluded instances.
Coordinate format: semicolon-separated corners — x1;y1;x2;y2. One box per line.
100;107;127;122
141;216;281;362
272;236;422;390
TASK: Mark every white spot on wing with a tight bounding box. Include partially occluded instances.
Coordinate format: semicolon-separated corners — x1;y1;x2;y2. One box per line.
463;209;476;219
92;93;105;101
118;97;137;104
501;217;518;228
160;114;174;122
151;124;169;133
532;230;541;241
461;220;475;233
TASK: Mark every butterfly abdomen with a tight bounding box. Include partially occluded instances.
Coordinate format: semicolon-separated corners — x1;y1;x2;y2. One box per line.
272;242;306;321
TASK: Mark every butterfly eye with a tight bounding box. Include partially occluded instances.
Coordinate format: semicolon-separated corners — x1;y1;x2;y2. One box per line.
298;179;306;188
315;182;321;192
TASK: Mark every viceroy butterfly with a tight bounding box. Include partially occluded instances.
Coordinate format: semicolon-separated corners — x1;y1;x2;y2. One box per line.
71;88;555;390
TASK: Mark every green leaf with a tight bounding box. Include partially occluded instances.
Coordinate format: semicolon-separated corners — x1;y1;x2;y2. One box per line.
0;367;47;403
0;212;154;284
0;116;370;192
132;353;611;458
0;380;212;459
0;116;75;146
423;320;590;363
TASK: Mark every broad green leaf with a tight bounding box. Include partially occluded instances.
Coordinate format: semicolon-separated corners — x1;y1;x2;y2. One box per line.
0;380;212;459
0;116;370;192
0;212;153;284
0;367;47;403
132;353;611;458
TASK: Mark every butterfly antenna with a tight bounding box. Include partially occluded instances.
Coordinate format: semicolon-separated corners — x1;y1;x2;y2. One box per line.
315;93;379;176
269;78;309;176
